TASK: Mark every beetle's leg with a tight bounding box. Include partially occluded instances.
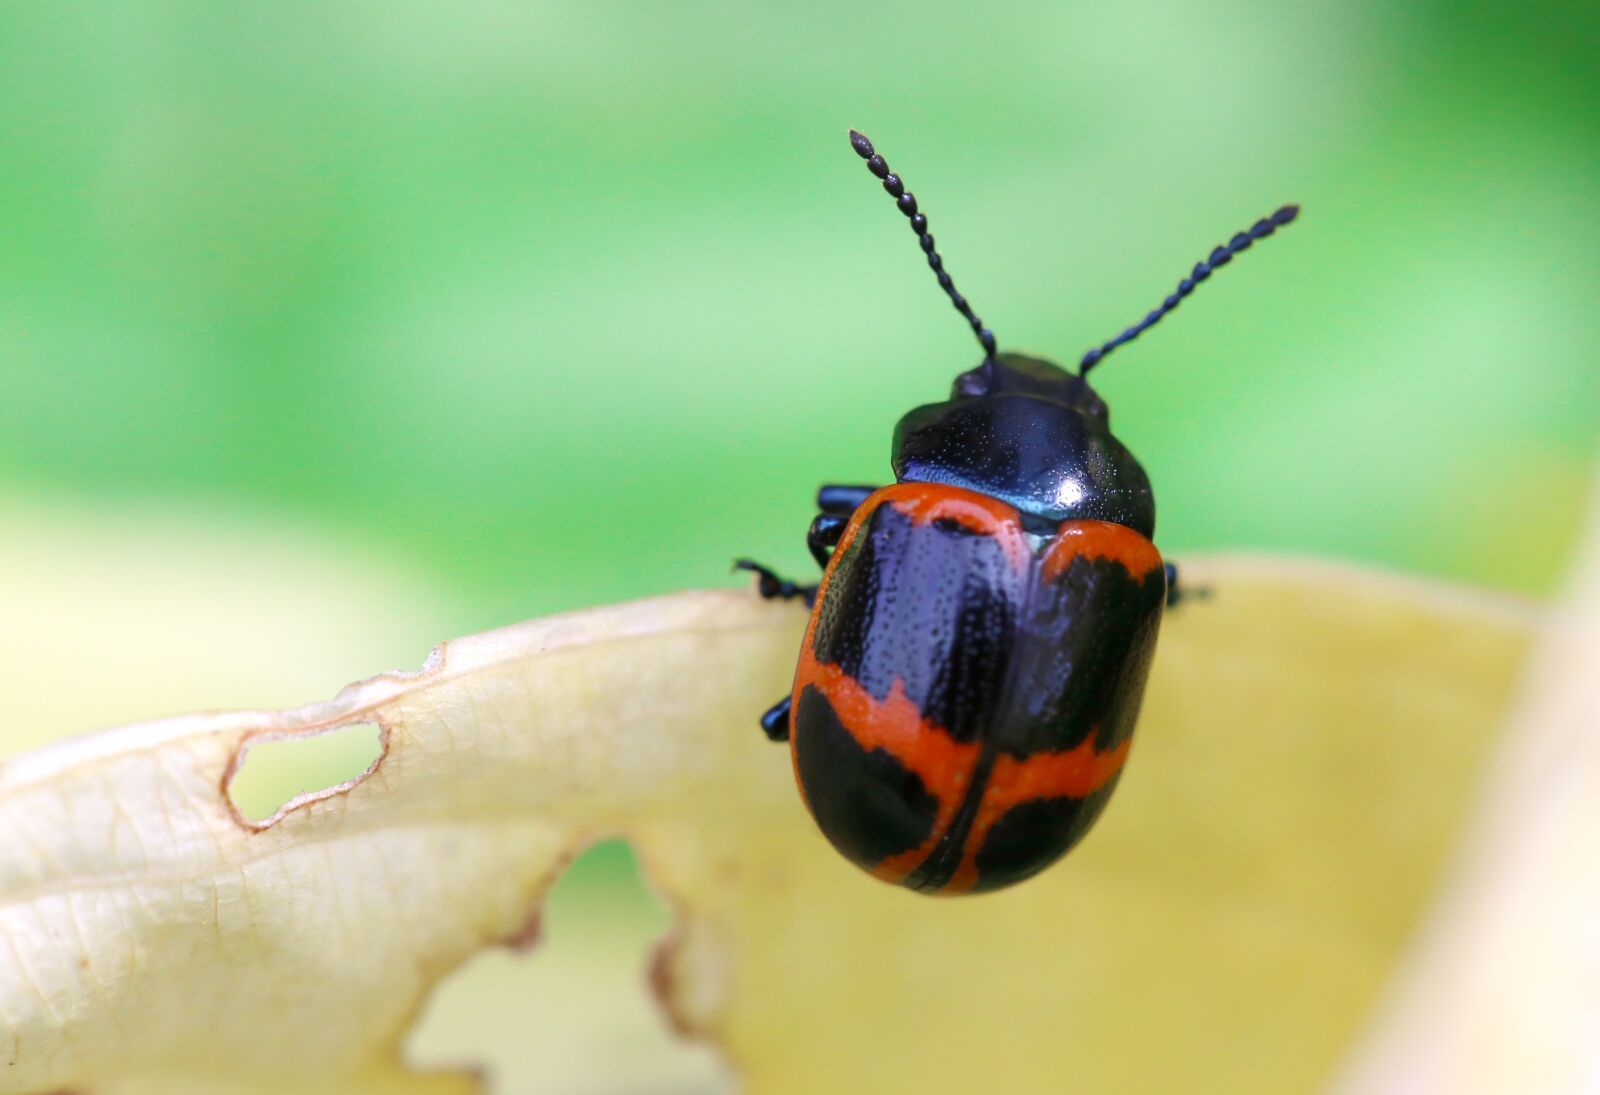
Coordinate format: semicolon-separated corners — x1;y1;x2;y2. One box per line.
807;483;873;569
1164;561;1211;608
807;512;848;570
744;491;874;741
734;559;818;606
759;695;792;742
738;500;854;603
816;484;878;514
740;493;872;742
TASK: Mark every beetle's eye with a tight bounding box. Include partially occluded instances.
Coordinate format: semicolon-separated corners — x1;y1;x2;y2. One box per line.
952;362;993;398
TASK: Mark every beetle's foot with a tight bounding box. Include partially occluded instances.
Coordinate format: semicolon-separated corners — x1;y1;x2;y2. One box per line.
759;695;792;742
735;559;818;605
1165;561;1211;609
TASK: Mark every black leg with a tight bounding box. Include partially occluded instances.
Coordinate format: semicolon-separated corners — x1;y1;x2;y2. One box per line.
807;512;848;569
742;484;875;741
816;484;877;514
759;695;792;742
734;559;818;606
1165;561;1211;609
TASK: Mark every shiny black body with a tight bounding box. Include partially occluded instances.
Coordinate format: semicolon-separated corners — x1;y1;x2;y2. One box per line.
792;482;1166;892
736;129;1299;894
893;353;1156;533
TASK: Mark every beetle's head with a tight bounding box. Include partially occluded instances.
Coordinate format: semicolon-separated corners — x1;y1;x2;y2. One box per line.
951;353;1107;419
890;360;1154;533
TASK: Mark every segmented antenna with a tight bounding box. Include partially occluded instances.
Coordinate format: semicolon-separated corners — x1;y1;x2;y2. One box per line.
1080;204;1300;375
849;130;997;359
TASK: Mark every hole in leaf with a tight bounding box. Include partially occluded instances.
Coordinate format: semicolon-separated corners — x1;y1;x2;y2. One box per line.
407;840;731;1094
227;721;385;824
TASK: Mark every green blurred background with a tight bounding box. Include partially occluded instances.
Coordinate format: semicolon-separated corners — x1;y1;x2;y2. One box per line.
4;0;1597;634
0;3;1594;1088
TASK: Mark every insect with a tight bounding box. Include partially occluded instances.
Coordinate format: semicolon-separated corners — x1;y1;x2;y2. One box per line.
739;130;1298;894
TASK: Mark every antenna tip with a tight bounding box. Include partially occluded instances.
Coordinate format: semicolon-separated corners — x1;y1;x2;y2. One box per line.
1275;203;1301;225
848;130;874;159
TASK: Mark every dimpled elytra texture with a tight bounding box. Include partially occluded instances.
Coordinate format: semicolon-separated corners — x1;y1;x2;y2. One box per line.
0;558;1534;1094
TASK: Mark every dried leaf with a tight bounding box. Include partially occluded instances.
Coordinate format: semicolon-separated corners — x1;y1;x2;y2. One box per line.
1337;482;1600;1094
0;558;1534;1094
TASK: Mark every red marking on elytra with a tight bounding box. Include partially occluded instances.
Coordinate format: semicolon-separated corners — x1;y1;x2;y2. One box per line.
1042;521;1162;580
942;733;1132;894
790;490;988;884
790;655;979;878
789;483;1154;893
880;482;1031;573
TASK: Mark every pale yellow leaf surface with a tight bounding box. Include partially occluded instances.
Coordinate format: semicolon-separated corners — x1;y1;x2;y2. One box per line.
0;499;453;749
1338;481;1600;1093
0;557;1534;1095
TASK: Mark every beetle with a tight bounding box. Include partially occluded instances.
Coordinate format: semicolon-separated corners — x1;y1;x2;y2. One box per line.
738;130;1298;894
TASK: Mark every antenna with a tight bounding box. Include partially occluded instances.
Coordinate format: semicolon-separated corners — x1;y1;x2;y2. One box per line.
1080;204;1300;375
849;130;997;359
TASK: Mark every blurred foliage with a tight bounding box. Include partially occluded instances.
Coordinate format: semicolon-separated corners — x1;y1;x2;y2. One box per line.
0;0;1595;642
